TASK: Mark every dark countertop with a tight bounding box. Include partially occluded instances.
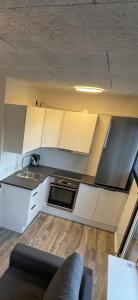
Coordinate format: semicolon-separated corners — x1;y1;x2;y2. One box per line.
0;165;128;193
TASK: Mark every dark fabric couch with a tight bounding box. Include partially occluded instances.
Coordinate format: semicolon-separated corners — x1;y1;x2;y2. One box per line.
0;243;93;300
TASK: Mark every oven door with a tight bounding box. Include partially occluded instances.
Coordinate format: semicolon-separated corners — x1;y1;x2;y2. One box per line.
48;183;77;210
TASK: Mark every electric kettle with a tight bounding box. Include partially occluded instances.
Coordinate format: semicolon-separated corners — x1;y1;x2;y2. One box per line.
30;154;40;166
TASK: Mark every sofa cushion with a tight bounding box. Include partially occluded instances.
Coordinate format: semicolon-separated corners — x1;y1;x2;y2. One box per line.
79;267;93;300
0;267;47;300
10;243;64;281
43;253;84;300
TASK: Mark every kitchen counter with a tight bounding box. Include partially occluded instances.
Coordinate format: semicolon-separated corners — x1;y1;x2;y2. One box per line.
1;165;128;193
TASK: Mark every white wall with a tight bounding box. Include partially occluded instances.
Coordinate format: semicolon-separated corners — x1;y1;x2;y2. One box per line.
40;87;138;118
5;77;41;106
0;149;38;180
38;148;88;174
0;152;21;180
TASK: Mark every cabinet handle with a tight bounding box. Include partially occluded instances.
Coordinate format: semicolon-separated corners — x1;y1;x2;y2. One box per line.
33;191;38;197
31;205;36;210
103;121;111;149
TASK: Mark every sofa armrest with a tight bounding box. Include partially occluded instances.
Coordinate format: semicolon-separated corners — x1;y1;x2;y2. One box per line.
79;266;93;300
10;243;64;281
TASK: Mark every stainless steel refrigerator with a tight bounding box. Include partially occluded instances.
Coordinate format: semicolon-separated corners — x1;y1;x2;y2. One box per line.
95;116;138;190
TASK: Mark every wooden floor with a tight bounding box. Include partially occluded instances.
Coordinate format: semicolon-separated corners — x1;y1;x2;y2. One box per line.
0;213;114;300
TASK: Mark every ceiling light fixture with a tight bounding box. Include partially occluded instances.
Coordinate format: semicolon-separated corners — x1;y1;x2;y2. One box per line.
74;86;104;93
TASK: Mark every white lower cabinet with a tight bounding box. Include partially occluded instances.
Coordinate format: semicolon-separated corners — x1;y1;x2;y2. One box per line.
1;177;128;234
1;177;50;233
73;184;101;219
73;184;127;231
93;188;127;227
27;184;43;225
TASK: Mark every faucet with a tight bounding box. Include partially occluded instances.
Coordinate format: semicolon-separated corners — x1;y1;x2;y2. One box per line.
21;157;25;173
21;155;30;173
31;156;36;166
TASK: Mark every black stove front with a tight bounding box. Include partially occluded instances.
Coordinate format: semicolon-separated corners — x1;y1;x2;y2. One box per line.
48;178;79;211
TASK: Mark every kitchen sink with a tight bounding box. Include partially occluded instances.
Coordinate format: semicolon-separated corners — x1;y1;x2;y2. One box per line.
17;170;44;181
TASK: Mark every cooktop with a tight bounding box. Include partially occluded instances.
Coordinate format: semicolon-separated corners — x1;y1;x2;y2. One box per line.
54;170;82;181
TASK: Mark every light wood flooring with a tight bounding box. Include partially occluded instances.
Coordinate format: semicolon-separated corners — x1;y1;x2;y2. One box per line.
0;213;114;300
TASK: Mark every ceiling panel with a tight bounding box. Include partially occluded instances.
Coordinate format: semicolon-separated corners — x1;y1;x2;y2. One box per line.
1;3;138;52
110;51;138;74
0;1;138;94
0;38;15;53
0;64;57;80
0;0;94;9
41;51;107;73
96;1;136;3
112;79;138;95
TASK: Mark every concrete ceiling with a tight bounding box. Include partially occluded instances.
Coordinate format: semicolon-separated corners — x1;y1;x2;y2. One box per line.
0;1;138;94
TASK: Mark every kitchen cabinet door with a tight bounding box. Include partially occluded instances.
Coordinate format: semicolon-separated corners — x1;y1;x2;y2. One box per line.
73;184;101;219
93;189;127;227
23;106;45;153
1;183;31;229
1;182;44;233
41;108;64;148
4;104;45;154
59;111;98;153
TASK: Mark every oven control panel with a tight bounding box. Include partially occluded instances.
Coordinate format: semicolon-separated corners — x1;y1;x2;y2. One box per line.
55;178;80;189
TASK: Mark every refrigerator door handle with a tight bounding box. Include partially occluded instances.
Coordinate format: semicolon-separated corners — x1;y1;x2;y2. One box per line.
103;121;111;149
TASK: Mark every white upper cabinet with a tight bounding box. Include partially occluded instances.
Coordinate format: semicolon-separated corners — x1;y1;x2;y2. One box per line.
59;111;98;153
41;108;64;148
4;104;45;154
4;105;98;154
23;106;45;153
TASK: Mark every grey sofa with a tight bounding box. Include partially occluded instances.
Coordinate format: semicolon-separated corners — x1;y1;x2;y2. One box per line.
0;243;93;300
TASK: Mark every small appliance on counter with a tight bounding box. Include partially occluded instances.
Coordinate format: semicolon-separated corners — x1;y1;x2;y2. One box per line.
30;154;40;166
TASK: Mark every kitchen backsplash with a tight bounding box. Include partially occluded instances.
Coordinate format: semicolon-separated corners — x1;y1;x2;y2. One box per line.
0;147;92;180
37;148;88;174
0;152;21;180
0;150;35;180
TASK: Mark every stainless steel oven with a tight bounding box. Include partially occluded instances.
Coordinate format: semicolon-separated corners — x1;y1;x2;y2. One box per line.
48;178;79;211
